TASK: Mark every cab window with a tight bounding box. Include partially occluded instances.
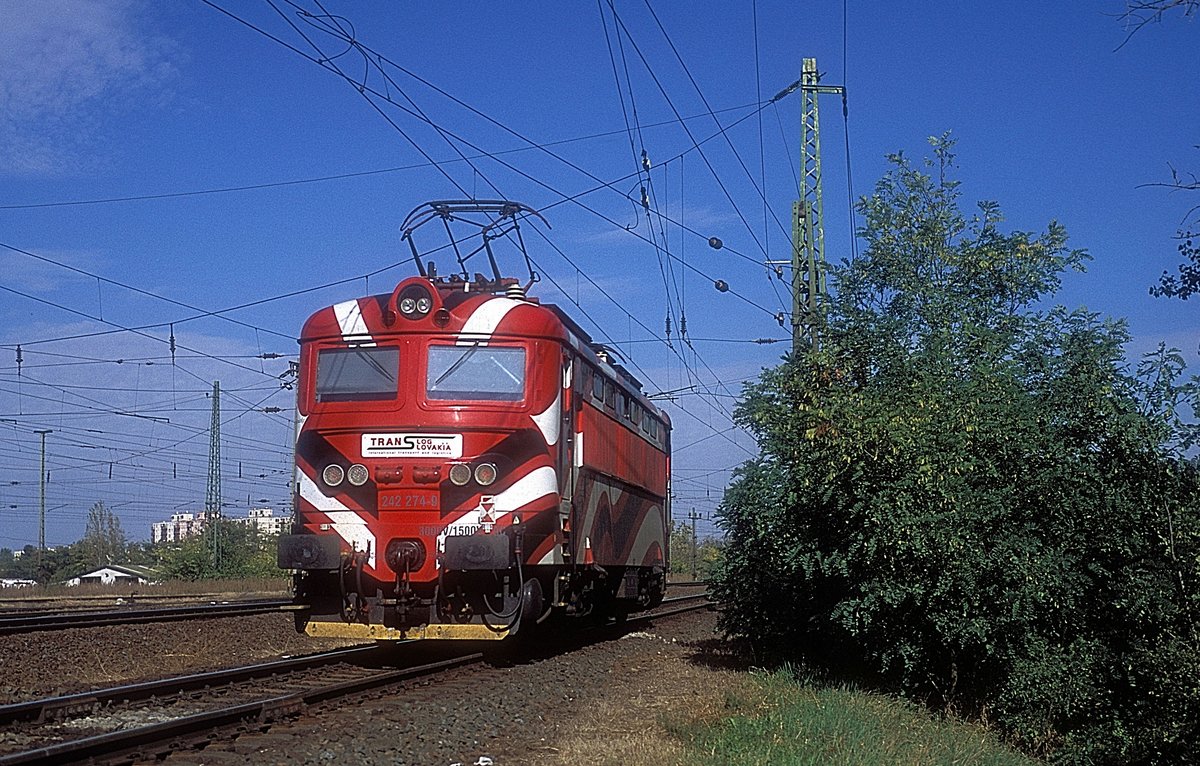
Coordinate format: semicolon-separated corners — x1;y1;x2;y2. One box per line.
427;344;526;401
315;346;399;402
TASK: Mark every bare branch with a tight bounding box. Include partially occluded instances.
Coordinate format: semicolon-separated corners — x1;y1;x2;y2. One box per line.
1116;0;1198;50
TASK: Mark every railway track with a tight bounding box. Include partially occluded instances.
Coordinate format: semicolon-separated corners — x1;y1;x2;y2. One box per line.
0;594;711;765
0;599;300;635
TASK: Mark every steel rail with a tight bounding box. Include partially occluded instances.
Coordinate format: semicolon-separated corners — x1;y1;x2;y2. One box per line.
0;653;480;766
0;644;386;726
0;597;712;765
0;591;277;607
0;599;301;635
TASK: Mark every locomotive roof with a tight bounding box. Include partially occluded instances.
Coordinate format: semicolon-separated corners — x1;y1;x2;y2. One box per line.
299;279;666;424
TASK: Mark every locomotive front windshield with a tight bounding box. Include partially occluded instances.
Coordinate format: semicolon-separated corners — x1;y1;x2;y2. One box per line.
426;344;525;401
316;346;399;402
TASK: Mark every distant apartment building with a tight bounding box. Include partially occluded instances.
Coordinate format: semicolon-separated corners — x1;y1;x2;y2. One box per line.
150;511;211;544
236;508;290;536
151;508;289;544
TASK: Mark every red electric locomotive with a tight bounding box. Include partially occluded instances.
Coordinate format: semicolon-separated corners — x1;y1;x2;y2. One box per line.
277;201;670;640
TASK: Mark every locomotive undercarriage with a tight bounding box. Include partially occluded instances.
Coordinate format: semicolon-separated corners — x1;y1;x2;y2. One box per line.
292;558;665;641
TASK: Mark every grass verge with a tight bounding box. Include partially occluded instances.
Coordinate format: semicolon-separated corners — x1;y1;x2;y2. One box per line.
666;669;1038;766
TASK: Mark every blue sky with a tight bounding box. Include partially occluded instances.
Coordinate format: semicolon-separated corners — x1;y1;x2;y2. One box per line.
0;1;1196;549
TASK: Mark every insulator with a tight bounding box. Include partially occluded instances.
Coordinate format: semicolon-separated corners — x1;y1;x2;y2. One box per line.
641;149;651;172
665;314;672;338
640;187;649;211
169;324;176;364
680;313;688;339
15;345;21;377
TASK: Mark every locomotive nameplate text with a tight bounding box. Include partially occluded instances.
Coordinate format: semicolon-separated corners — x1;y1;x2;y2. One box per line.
362;433;463;458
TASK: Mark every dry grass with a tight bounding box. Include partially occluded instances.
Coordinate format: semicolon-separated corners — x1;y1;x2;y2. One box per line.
0;577;289;604
512;618;1035;766
532;630;755;766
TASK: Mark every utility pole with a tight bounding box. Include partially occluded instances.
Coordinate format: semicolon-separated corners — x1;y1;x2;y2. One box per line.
34;429;52;573
687;508;703;580
205;381;221;568
792;57;845;352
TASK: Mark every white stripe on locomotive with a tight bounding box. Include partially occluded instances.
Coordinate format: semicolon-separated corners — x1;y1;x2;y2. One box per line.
297;469;377;568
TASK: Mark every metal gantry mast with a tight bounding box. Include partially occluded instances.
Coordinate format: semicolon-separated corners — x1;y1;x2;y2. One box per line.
35;429;52;573
792;57;844;352
206;381;221;565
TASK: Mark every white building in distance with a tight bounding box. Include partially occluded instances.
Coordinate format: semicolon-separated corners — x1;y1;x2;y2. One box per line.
150;508;289;544
150;511;212;544
66;564;159;586
236;508;290;536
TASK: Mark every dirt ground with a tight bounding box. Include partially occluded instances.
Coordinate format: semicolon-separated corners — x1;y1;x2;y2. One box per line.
1;606;742;765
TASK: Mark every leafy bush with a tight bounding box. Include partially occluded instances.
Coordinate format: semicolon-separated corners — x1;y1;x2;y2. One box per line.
158;520;281;581
713;137;1200;764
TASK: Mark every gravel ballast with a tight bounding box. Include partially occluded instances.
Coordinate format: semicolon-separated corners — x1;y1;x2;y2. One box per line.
1;605;734;765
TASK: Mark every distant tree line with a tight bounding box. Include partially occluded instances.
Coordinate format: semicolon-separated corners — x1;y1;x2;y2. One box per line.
0;501;282;584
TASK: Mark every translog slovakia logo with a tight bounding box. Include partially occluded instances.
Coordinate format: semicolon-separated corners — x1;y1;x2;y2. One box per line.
361;433;464;459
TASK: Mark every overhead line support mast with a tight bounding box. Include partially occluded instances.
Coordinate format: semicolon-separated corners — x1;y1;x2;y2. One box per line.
792;57;844;352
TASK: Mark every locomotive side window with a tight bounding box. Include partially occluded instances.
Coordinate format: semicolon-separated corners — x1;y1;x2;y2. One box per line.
427;344;526;401
315;346;399;402
592;367;604;401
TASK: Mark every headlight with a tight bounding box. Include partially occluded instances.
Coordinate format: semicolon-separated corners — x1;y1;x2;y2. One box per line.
448;463;472;486
346;463;370;486
397;284;434;319
322;464;344;486
474;462;497;486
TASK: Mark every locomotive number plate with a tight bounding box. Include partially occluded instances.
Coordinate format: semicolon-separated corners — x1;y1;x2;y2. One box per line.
362;433;463;458
378;490;440;510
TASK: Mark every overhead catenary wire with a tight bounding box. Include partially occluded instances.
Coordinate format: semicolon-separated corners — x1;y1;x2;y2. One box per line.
0;105;767;211
597;0;684;344
202;0;786;320
0;241;293;341
217;0;762;453
3;2;810;544
605;1;781;262
637;0;794;249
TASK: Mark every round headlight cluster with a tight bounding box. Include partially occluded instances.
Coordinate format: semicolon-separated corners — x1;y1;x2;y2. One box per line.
447;461;497;487
322;463;370;487
346;463;370;486
397;284;434;320
322;464;345;486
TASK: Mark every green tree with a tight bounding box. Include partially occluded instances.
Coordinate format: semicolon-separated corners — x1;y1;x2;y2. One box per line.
159;520;280;580
668;520;724;579
715;137;1200;765
77;501;126;568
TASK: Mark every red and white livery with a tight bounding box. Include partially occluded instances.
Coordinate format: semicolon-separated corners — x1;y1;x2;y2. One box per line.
278;201;670;640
